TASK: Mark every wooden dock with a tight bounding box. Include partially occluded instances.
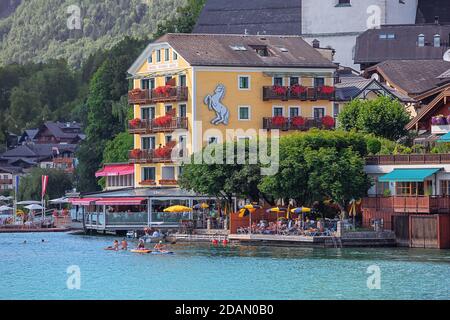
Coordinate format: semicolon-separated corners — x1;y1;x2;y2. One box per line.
228;232;397;248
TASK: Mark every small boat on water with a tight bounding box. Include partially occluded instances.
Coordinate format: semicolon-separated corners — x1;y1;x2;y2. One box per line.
131;249;152;254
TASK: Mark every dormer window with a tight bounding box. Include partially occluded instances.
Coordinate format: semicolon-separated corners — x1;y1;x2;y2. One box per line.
418;34;425;47
250;45;269;57
156;50;161;62
434;34;441;47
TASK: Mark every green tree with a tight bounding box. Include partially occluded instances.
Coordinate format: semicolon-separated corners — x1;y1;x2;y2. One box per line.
76;37;147;192
179;140;275;207
259;130;372;214
18;168;73;201
338;96;410;141
154;0;207;38
102;132;133;164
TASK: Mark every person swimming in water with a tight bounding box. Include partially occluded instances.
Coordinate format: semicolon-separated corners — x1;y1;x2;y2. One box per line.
121;239;128;250
113;240;119;251
153;241;166;252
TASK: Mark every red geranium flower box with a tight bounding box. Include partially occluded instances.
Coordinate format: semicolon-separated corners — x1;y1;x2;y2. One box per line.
292;116;305;127
321;115;335;128
272;85;287;96
129;118;141;128
130;149;142;158
272;116;287;126
320;86;335;95
290;85;306;95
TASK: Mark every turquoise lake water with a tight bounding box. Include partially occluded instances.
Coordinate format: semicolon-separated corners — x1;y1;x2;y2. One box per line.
0;232;449;300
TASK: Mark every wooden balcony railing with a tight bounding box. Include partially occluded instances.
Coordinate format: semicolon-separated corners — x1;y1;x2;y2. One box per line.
263;86;335;101
362;196;450;214
0;179;13;184
263;117;335;131
365;154;450;165
128;117;188;134
128;86;188;104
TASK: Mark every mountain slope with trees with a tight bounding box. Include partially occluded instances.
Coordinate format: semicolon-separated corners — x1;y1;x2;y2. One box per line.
0;0;186;67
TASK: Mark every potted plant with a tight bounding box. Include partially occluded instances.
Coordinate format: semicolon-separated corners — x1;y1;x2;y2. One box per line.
291;116;305;127
154;85;172;97
290;84;306;95
153;115;172;127
319;85;335;95
272;116;287;126
130;149;141;158
432;115;447;125
321;115;335;128
272;85;287;96
129;118;141;128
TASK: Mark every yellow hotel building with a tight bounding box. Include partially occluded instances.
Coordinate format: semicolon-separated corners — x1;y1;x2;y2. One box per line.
127;33;337;188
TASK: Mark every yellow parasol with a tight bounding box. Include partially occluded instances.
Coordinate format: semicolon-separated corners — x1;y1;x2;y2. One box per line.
163;205;193;213
238;208;255;218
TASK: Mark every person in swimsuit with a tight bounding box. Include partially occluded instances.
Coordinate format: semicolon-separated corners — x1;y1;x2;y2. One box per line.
121;239;128;250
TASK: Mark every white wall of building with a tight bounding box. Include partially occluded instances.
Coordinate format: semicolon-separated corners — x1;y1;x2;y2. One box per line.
301;0;418;69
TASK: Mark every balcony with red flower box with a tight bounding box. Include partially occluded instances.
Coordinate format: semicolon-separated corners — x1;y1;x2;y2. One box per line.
128;86;188;104
129;141;180;164
262;85;335;101
263;115;336;131
128;116;188;134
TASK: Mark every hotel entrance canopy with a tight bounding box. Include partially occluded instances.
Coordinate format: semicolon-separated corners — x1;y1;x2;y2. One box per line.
378;168;441;182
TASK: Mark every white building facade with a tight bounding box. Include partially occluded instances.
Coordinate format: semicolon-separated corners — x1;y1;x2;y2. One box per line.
301;0;418;69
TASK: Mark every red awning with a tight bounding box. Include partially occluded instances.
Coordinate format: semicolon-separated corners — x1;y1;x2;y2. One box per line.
95;198;146;206
95;164;134;177
69;198;100;206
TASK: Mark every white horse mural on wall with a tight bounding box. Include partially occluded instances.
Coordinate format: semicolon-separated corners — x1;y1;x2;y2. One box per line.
204;84;230;125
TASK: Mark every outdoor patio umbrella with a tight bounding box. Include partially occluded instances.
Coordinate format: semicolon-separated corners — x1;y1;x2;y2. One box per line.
24;204;44;211
193;203;209;210
239;204;262;233
291;207;312;229
163;205;192;213
49;197;69;204
17;200;41;205
0;206;13;212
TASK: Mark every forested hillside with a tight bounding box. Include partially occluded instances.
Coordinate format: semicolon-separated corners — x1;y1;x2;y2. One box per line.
0;0;186;67
0;0;22;19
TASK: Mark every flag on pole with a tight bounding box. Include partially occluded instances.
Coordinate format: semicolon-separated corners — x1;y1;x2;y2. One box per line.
14;175;20;195
41;175;49;199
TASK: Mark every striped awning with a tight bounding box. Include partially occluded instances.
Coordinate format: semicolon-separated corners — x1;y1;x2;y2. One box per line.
95;198;146;206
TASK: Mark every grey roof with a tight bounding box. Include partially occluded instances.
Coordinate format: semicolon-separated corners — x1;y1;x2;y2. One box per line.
335;77;413;102
1;144;78;160
355;24;450;65
0;166;23;174
37;121;83;141
437;69;450;79
416;0;450;24
367;59;450;95
193;0;302;35
82;188;212;199
153;33;336;69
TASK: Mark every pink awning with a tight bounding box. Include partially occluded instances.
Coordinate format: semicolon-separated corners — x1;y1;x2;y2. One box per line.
69;198;100;206
95;164;134;177
95;198;146;206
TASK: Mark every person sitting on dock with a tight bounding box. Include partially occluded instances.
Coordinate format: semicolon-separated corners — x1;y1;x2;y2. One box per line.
154;241;166;252
121;239;128;250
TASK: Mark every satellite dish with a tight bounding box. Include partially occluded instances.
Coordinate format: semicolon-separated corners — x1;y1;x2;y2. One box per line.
371;73;380;81
444;49;450;62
